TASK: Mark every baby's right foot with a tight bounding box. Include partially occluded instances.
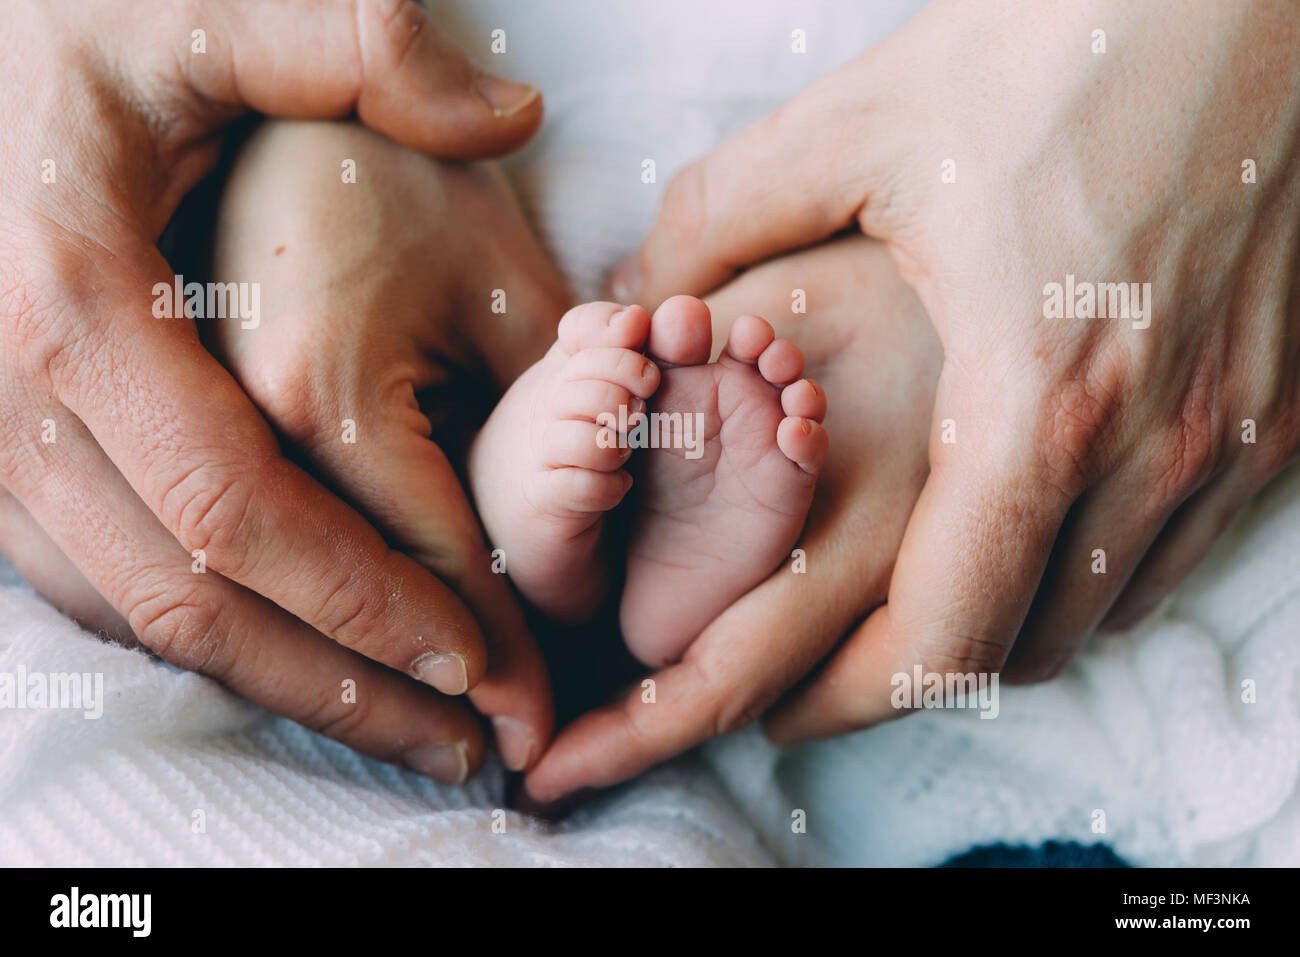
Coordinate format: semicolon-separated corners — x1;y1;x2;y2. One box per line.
468;302;660;622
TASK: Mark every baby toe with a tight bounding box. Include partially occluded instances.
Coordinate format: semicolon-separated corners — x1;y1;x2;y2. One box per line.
562;347;661;399
776;417;829;475
544;419;633;472
722;314;776;363
756;337;805;386
540;467;634;515
557;302;651;354
780;378;827;423
554;379;641;424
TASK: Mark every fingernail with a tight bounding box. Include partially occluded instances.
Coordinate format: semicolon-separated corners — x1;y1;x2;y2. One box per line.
474;73;541;118
491;716;536;771
412;651;469;695
610;257;642;303
403;742;469;784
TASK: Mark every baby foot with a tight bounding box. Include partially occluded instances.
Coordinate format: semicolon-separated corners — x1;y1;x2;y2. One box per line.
468;301;661;622
620;296;828;666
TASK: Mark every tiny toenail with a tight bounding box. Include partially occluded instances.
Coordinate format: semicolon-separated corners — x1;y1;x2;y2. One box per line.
801;420;813;435
630;397;646;415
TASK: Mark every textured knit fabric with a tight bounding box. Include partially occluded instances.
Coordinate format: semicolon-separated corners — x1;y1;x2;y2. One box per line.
2;0;1298;867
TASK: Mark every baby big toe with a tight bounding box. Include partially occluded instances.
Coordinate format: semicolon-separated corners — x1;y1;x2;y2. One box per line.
647;295;714;366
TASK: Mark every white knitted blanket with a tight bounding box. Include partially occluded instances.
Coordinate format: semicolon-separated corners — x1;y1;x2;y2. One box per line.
2;0;1297;867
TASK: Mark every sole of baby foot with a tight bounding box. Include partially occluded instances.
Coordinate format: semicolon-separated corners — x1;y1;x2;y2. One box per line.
619;296;828;667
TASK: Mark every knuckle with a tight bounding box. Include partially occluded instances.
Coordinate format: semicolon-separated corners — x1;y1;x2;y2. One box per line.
357;0;434;75
1144;365;1223;506
924;630;1011;679
710;690;774;740
1033;366;1126;498
312;574;395;654
683;654;776;739
126;585;233;676
307;688;376;745
159;462;264;573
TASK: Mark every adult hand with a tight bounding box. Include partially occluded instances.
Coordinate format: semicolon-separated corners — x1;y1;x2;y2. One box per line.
531;0;1300;795
0;0;546;782
526;236;940;801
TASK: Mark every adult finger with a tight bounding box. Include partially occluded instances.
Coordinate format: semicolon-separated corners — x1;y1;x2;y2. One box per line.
147;0;542;160
524;498;888;802
0;490;132;643
0;408;487;782
1099;467;1276;632
254;380;554;773
768;380;1077;742
25;235;487;697
1002;466;1180;681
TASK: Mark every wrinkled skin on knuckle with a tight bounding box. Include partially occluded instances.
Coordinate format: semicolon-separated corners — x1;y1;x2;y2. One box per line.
303;686;378;747
915;608;1014;679
125;584;233;677
1032;352;1129;500
356;0;463;97
1144;370;1223;508
158;460;265;574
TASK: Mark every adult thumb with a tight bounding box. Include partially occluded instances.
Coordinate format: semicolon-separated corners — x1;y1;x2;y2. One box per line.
609;50;899;307
170;0;541;159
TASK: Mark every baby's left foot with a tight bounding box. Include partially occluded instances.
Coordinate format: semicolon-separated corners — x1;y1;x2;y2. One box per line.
620;297;828;666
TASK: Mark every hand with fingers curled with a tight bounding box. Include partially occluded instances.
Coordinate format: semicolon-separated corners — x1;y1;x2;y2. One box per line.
0;0;553;784
524;0;1300;801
